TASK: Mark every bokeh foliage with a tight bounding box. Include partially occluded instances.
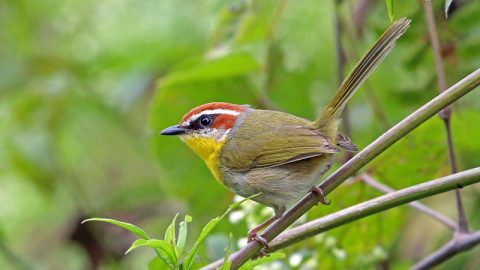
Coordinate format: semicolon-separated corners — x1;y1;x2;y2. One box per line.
1;0;480;269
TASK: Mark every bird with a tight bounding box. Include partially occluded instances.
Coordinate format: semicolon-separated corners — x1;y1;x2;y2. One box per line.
160;18;410;247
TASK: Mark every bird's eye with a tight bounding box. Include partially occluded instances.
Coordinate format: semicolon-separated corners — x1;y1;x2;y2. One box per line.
199;115;212;127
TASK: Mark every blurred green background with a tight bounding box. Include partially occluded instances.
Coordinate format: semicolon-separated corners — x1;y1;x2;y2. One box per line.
1;0;480;269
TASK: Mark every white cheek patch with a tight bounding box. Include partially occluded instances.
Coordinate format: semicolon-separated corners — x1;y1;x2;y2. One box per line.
181;109;240;126
180;128;232;142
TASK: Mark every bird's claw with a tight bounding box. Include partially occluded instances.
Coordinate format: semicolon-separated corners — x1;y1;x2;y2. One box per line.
254;235;270;248
310;186;331;205
247;232;270;257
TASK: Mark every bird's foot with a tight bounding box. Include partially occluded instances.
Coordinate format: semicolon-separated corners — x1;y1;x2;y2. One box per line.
247;231;270;257
310;186;331;205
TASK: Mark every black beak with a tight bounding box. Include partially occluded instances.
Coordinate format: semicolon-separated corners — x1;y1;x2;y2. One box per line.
160;125;188;135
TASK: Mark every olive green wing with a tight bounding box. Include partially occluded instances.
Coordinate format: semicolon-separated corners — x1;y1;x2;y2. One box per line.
221;110;338;171
252;124;339;168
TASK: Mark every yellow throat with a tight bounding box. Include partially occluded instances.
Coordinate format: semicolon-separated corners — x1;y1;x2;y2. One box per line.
181;136;225;184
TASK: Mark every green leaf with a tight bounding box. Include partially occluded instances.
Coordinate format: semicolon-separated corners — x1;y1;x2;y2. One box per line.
227;194;259;212
164;213;179;247
221;233;233;270
160;52;259;89
183;217;222;269
82;218;149;240
148;257;172;270
238;253;286;270
126;239;177;269
445;0;453;18
185;194;257;270
385;0;394;21
177;215;192;256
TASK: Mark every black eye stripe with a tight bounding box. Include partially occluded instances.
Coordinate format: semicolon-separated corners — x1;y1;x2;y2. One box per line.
189;114;218;130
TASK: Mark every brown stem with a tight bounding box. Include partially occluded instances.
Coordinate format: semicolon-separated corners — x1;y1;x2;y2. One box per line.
444;117;469;233
361;173;456;230
422;0;468;233
353;0;371;38
412;231;480;270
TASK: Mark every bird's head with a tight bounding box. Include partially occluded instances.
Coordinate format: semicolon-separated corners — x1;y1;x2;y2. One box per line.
160;102;248;179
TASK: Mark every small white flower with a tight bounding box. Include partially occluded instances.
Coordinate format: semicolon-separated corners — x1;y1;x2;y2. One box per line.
240;200;257;213
289;252;303;267
372;245;388;260
314;233;325;243
324;236;337;248
233;195;244;202
205;45;231;60
303;257;319;269
246;215;259;228
237;237;248;248
228;211;245;224
260;207;273;216
332;247;346;260
266;261;283;270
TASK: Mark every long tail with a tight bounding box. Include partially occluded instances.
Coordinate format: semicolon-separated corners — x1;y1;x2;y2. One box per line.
314;18;410;133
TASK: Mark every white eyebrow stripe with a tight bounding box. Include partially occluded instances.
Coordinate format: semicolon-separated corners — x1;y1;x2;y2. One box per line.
183;109;241;125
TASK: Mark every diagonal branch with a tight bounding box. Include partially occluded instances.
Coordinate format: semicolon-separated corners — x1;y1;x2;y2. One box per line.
361;173;456;230
202;68;480;269
204;168;480;268
268;168;480;251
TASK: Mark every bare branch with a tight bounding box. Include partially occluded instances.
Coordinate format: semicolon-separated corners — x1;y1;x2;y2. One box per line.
203;168;480;269
361;173;456;230
412;231;480;270
202;68;480;269
268;168;480;252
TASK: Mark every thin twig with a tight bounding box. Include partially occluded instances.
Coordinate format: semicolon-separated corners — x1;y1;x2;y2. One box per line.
413;2;474;268
444;118;469;232
353;0;371;38
203;168;480;268
412;231;480;270
361;173;456;230
422;0;469;233
202;68;480;269
268;168;480;252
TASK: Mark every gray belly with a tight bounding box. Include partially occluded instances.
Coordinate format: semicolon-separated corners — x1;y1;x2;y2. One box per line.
221;155;333;210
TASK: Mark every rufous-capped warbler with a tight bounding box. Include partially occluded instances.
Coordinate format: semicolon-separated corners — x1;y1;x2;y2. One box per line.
161;18;410;246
